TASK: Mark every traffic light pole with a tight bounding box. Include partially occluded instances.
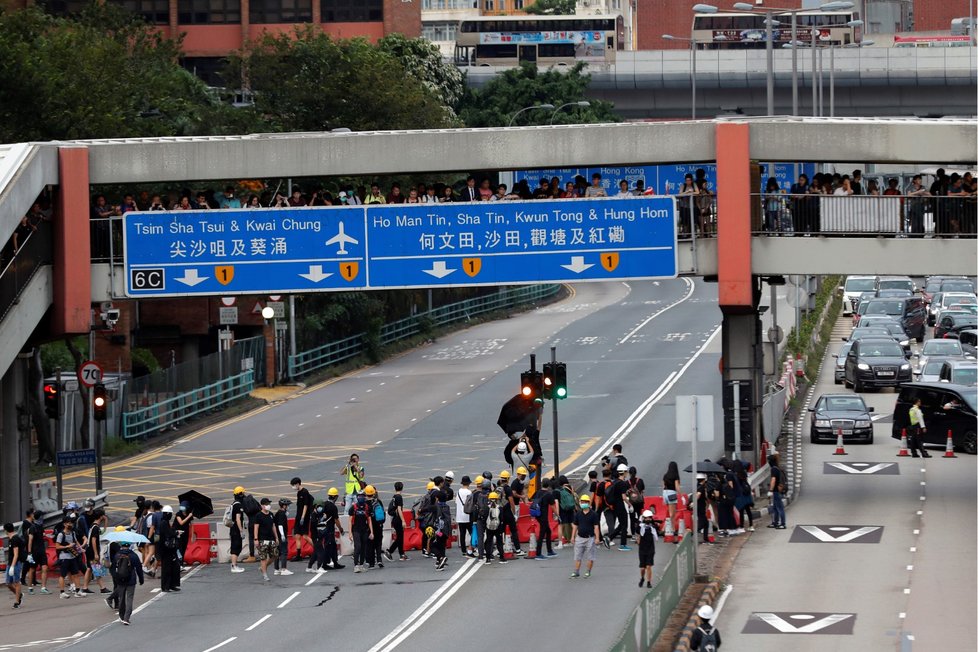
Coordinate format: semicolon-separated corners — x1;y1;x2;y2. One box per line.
55;367;63;509
95;419;103;493
550;346;560;481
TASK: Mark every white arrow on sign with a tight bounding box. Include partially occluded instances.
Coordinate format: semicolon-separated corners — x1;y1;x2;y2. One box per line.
174;269;208;287
826;462;895;474
798;525;882;543
561;256;594;274
298;265;333;283
754;613;854;633
423;261;456;279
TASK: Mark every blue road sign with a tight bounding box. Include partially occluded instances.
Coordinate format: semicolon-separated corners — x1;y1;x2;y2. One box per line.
124;207;368;296
123;197;677;296
57;448;96;468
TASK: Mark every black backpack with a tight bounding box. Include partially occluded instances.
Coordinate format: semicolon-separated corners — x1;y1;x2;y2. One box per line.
115;551;132;583
697;625;718;652
242;494;260;517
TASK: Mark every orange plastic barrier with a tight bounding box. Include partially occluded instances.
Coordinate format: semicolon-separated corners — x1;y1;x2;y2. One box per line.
284;518;315;559
183;522;215;565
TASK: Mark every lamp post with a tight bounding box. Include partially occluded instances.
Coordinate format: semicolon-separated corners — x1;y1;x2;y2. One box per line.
662;34;699;119
549;101;591;125
507;103;555;127
785;18;863;116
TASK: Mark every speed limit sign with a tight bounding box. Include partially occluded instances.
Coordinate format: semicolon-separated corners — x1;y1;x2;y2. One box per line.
78;360;103;388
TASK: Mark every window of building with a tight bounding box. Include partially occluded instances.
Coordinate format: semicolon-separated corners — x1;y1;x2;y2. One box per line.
322;0;383;22
251;0;313;23
181;57;228;87
40;0;96;16
484;0;495;11
178;0;242;24
422;1;477;9
422;21;459;42
117;0;170;24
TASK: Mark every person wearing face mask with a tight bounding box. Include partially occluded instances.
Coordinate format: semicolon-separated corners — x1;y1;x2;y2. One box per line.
174;504;194;569
157;505;181;593
307;503;329;573
570;494;600;579
253;498;280;582
322;488;345;570
636;510;659;588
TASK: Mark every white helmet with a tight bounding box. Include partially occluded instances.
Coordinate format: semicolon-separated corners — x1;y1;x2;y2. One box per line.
516;441;528;454
698;605;714;620
617;463;628;473
161;505;174;514
641;510;654;519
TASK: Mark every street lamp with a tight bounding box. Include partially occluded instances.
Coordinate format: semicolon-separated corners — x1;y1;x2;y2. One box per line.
550;101;591;125
663;34;699;119
784;20;864;117
507;103;555;127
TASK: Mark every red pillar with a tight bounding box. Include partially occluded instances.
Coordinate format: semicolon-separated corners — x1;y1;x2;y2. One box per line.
715;123;753;309
53;147;92;335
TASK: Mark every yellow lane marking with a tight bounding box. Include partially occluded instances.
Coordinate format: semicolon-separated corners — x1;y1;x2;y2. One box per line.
543;436;602;480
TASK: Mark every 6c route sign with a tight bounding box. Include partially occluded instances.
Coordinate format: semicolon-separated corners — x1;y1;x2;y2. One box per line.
122;197;677;297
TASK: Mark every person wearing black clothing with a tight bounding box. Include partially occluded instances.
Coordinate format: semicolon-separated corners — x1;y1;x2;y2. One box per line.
626;467;646;537
717;470;738;535
606;465;632;550
112;543;144;625
322;489;344;569
22;509;48;593
228;491;245;573
385;482;406;562
481;492;506;565
157;506;181;592
690;605;722;650
458;176;479;202
308;505;329;572
253;499;280;582
636;510;658;587
497;472;524;556
290;477;314;561
533;479;558;558
4;522;25;608
365;486;385;569
430;493;452;571
695;475;715;544
174;504;194;567
348;492;374;573
732;461;755;532
273;499;292;575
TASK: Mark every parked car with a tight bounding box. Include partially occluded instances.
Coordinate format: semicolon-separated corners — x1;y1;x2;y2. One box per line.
958;329;978;357
939;278;976;295
876;275;915;294
840;275;878;316
859;297;927;342
809;394;874;444
939;360;978;386
844;338;914;392
918;358;951;383
935;312;978;339
833;341;853;384
916;338;966;374
891;382;978;454
853;318;911;355
876;288;913;299
927;291;944;326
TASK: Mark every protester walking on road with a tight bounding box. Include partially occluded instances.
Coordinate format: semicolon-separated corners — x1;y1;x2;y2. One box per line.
385;482;408;561
556;476;577;548
482;492;506;565
636;510;659;588
273;499;293;575
291;477;314;560
497;470;524;556
253;498;280;582
428;477;452;571
570;495;599;578
908;398;932;458
157;506;181;592
365;485;385;569
112;542;144;625
471;478;488;559
81;509;109;595
323;489;344;570
228;488;246;573
767;455;787;530
348;491;374;573
22;509;49;594
532;479;558;559
690;605;722;650
4;522;24;608
608;465;632;551
55;518;84;598
454;477;473;558
340;454;365;510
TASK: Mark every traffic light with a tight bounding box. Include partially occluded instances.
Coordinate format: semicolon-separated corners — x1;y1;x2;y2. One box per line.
93;383;108;421
43;383;61;419
541;363;554;400
520;370;543;403
553;362;568;399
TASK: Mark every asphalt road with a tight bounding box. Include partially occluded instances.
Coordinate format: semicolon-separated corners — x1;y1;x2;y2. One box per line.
716;310;977;650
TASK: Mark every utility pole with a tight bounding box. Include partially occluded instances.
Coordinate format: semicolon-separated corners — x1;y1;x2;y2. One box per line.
550;346;560;481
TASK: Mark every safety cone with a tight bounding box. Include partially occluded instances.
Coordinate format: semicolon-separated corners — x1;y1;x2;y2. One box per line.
833;428;848;455
663;515;675;543
676;513;687;542
527;531;537;558
897;428;911;457
943;429;958;458
502;532;514;560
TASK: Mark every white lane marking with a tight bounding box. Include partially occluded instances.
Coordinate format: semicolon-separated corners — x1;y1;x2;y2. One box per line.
0;632;86;651
367;559;478;652
151;588;161;593
712;584;733;622
277;591;300;609
305;572;325;586
568;324;722;476
246;614;273;631
201;637;237;652
619;277;694;344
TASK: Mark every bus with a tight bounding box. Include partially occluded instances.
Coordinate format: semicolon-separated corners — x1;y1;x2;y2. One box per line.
893;34;972;48
454;14;624;67
691;9;860;49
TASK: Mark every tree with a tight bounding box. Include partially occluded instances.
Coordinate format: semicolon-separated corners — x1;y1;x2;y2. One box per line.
458;63;619;127
525;0;578;14
225;28;456;133
0;3;248;142
377;34;464;114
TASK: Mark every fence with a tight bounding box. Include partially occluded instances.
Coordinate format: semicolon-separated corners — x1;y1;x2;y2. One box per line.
1;220;52;322
122;370;255;440
752;193;977;236
289;283;561;378
610;535;696;652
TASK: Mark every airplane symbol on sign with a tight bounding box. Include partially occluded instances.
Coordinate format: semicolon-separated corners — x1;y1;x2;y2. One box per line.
325;221;358;255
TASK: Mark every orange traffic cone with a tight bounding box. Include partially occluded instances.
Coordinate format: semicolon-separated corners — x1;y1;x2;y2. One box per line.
943;429;958;458
663;514;675;543
676;513;687;542
833;428;848;455
897;428;911;457
527;531;537;558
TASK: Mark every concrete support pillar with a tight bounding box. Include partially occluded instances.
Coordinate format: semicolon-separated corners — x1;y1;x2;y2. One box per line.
721;283;765;468
263;321;275;387
0;356;29;523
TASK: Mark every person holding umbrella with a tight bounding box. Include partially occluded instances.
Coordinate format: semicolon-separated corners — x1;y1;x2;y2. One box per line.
174;504;194;568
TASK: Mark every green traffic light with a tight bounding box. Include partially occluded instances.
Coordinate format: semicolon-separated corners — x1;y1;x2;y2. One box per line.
555;387;567;399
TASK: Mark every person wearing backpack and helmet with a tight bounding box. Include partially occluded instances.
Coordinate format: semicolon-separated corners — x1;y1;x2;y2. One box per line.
636;509;659;588
363;485;385;569
418;480;436;558
497;470;525;556
570;494;600;579
347;490;374;573
607;464;633;551
427;477;451;571
691;604;721;650
229;487;247;573
482;491;506;565
317;488;345;571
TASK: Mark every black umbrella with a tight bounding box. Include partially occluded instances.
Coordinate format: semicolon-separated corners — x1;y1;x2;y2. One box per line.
497;394;540;435
177;489;214;519
683;461;727;474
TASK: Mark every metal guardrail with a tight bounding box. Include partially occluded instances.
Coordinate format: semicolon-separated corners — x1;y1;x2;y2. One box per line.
122;370;255;440
752;193;977;237
289;284;561;378
0;221;52;321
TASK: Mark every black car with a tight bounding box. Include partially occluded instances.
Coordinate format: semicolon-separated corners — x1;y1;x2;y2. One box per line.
853;318;911;355
958;329;978;357
860;297;927;342
844;338;914;392
891;382;978;454
809;394;874;444
935;313;978;339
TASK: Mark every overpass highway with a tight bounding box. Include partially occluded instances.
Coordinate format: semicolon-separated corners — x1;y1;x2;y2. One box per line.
4;278;731;651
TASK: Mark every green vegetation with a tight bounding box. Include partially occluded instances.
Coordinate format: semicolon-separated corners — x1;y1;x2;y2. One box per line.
785;275;843;379
525;0;578;15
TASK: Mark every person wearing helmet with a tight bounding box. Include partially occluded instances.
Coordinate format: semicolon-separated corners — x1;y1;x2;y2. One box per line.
419;480;437;557
443;471;455;502
690;604;721;650
348;488;374;573
363;485;385;569
312;487;344;572
471;479;492;562
273;499;293;576
428;478;452;571
606;464;633;551
570;494;600;578
496;470;525;557
481;491;506;565
229;487;247;573
157;505;182;592
636;509;659;588
307;503;329;574
511;467;528;520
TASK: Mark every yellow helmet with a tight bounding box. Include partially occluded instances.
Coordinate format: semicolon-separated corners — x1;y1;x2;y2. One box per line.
488;492;499;500
233;486;246;495
580;494;591;503
327;487;339;497
426;481;435;490
474;475;484;485
499;470;511;479
516;467;528;476
425;526;434;537
364;485;376;496
114;525;126;532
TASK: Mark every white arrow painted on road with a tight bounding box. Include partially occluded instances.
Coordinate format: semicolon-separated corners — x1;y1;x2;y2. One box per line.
754;613;854;633
561;256;594;274
798;525;882;542
423;261;456;279
298;265;333;282
174;269;208;287
827;462;895;474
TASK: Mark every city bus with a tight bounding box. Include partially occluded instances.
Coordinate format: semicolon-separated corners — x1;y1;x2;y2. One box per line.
893;34;971;48
454;14;624;67
691;9;860;49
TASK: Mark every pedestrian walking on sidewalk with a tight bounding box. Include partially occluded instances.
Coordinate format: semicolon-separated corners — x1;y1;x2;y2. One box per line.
273;499;293;575
908;398;932;458
636;510;658;588
767;454;786;530
569;495;599;578
253;499;280;582
4;522;24;608
111;542;144;625
691;605;722;650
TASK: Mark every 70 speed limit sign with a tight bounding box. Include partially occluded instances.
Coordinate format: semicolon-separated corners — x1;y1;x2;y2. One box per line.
78;360;104;388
